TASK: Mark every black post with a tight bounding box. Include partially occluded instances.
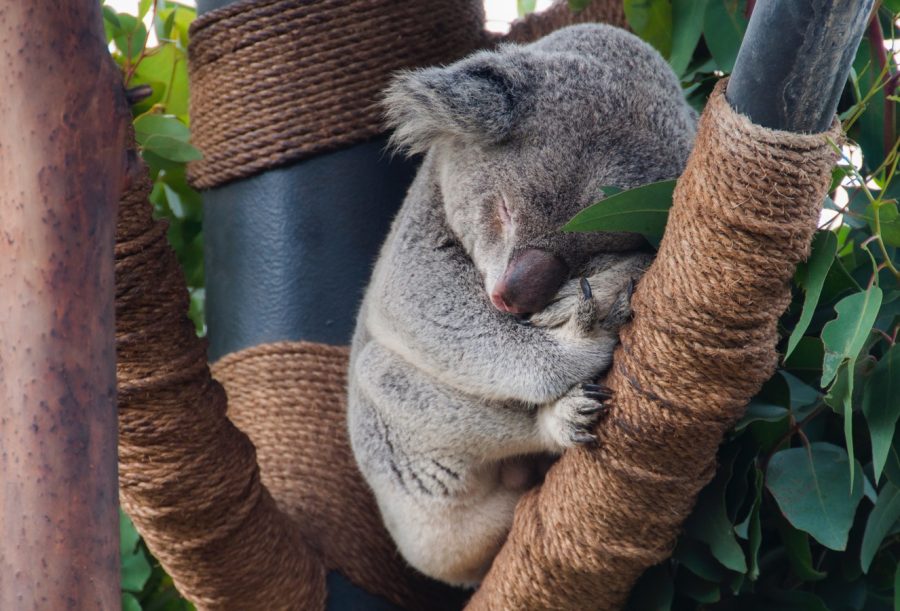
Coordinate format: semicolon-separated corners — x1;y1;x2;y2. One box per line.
726;0;874;132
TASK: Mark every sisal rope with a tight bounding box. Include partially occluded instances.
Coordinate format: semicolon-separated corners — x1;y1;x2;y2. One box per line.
186;0;626;190
187;0;488;189
466;80;841;610
115;154;457;610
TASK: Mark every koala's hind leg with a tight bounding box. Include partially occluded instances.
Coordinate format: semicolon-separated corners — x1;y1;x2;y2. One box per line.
348;340;559;585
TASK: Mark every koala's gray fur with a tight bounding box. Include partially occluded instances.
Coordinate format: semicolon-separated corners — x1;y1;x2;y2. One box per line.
347;24;697;586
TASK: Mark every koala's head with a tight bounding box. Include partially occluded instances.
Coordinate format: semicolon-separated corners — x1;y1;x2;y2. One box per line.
384;24;697;316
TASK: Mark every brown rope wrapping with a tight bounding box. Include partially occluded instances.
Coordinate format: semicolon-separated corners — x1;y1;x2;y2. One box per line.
467;80;840;610
186;0;626;190
116;161;455;610
211;342;463;610
187;0;488;189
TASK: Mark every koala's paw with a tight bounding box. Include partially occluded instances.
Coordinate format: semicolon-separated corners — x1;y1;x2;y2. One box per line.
529;277;599;334
538;383;612;450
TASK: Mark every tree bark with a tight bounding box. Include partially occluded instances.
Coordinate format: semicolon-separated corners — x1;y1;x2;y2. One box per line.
0;3;130;608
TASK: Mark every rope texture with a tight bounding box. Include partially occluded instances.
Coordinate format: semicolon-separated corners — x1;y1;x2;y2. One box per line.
466;80;841;610
187;0;488;189
186;0;626;190
115;159;454;610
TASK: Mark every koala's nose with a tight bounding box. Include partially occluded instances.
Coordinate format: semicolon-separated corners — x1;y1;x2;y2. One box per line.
491;249;569;315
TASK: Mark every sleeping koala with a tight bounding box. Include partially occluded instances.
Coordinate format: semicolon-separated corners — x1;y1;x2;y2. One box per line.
348;24;697;586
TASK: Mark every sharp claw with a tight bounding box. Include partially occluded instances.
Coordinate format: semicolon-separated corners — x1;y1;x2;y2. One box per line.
515;315;532;326
577;403;608;416
625;277;636;300
584;392;613;402
580;277;592;300
581;383;613;398
572;431;598;445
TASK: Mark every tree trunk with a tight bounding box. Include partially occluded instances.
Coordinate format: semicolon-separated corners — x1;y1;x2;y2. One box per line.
0;3;130;608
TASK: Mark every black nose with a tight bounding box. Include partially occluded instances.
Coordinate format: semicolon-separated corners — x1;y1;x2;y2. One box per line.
490;249;569;315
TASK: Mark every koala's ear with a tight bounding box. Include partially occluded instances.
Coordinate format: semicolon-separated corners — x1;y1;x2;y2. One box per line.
383;50;528;155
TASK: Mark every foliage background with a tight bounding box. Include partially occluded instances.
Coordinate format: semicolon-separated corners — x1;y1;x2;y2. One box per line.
105;1;899;609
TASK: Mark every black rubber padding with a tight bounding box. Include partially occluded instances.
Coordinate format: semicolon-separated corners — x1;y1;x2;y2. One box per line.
726;0;874;133
203;138;417;360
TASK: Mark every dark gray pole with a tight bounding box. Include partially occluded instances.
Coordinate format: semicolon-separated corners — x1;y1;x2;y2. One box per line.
726;0;875;133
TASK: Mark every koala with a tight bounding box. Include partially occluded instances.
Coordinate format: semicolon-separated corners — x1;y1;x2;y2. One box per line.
347;24;697;587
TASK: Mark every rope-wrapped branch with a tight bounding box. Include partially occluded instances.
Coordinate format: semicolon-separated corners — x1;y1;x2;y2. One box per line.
116;165;459;609
468;80;840;610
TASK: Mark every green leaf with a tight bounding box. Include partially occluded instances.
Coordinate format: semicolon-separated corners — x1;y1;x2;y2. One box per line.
785;231;838;360
568;0;592;10
517;0;536;17
119;509;140;556
821;286;883;473
133;44;190;118
669;0;708;76
744;467;763;580
864;345;900;482
776;515;827;581
886;436;900;487
563;179;675;240
872;201;900;247
141;134;202;163
685;446;747;572
703;0;748;73
624;0;674;57
674;538;727;582
676;570;720;603
134;114;191;143
122;593;142;611
113;14;148;60
766;443;865;551
138;0;153;18
861;482;900;573
120;511;151;593
822;287;883;386
735;401;789;431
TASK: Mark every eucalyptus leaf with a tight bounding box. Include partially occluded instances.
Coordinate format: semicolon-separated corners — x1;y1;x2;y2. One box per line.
685;446;747;572
863;345;900;482
624;0;673;56
766;443;865;551
785;231;838;360
776;516;827;581
122;593;142;611
861;482;900;573
141;134;202;163
669;0;708;76
703;0;748;73
563;179;675;240
517;0;536;17
822;287;884;386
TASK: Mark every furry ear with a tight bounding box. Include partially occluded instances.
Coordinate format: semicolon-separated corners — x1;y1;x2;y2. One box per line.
383;50;529;155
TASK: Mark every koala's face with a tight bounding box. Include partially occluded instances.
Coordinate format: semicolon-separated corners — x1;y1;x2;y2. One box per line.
385;24;697;315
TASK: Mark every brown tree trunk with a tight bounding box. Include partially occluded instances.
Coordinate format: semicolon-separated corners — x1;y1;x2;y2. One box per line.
0;3;130;608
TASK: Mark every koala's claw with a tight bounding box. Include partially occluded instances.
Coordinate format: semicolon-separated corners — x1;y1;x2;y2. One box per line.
580;277;592;299
581;383;613;398
515;315;533;327
576;402;608;416
572;431;598;445
540;383;610;450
